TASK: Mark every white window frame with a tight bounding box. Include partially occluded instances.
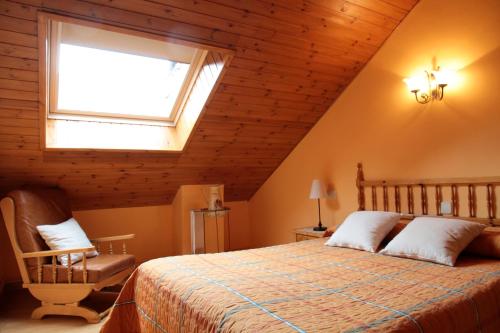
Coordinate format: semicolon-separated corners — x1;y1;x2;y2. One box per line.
46;18;207;126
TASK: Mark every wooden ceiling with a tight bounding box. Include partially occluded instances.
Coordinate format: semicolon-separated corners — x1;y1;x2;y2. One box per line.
0;0;418;210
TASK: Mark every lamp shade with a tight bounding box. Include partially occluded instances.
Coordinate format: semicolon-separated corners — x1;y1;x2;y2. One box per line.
309;179;327;199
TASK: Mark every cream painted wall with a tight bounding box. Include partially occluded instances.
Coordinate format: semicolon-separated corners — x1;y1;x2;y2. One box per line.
249;0;500;247
225;201;251;250
74;205;174;264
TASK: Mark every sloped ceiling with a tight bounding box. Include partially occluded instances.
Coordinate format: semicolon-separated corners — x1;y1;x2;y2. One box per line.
0;0;418;210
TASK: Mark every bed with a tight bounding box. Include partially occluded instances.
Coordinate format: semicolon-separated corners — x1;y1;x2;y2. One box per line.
101;164;500;333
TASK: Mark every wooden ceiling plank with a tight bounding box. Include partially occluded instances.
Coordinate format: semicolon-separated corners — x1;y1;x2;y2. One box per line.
228;59;353;82
0;125;38;136
345;0;411;21
0;29;38;48
0;67;38;82
223;57;355;81
235;45;363;71
0;78;38;92
0;55;38;71
173;1;388;64
379;0;418;11
203;108;319;124
0;0;38;21
304;0;401;30
0;97;38;110
201;114;316;126
0;108;38;119
208;99;325;113
15;0;239;47
0;117;37;128
266;0;397;37
222;74;338;97
0;88;38;101
0;42;37;60
211;93;330;110
284;1;394;39
236;36;373;67
94;0;382;68
217;84;333;104
85;0;276;40
234;51;362;75
208;0;390;45
0;13;37;35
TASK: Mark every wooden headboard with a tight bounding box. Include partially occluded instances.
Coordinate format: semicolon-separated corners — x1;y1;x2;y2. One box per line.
356;163;499;226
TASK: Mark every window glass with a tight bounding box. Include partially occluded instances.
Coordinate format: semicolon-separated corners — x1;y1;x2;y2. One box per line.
57;44;190;119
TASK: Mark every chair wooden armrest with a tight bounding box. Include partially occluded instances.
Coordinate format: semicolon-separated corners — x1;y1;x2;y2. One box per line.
22;246;96;258
90;234;135;254
90;234;135;243
22;246;96;285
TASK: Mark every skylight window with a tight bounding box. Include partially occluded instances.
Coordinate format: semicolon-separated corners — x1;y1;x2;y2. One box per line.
39;13;233;151
48;20;206;124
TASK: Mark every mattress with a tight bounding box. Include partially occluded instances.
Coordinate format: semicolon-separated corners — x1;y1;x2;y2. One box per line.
101;238;500;332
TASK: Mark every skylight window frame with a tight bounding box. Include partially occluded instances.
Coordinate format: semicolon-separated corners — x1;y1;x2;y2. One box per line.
38;12;235;152
44;15;207;126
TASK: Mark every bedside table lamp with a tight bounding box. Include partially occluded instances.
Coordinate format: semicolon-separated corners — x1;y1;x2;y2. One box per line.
310;179;327;231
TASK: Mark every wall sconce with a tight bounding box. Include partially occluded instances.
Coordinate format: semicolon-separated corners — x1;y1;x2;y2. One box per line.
404;66;450;104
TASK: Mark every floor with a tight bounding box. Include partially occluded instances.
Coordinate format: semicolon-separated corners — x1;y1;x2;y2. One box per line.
0;288;116;333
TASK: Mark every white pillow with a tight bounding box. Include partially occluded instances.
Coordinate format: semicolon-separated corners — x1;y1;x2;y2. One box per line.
380;217;486;266
37;217;98;267
325;211;400;252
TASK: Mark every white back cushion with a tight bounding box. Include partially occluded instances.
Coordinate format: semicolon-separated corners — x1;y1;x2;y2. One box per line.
37;217;98;266
380;217;486;266
325;211;400;252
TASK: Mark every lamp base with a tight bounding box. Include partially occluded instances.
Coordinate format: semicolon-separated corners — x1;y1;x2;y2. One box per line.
313;225;327;231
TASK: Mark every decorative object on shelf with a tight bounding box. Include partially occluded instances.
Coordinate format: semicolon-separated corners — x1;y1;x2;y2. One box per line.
403;63;453;104
202;185;224;211
309;179;327;231
190;207;230;254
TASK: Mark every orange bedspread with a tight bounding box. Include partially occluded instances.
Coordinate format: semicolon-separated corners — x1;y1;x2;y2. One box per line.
101;239;500;333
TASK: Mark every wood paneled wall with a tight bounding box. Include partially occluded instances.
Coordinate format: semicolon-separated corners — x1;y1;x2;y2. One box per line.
0;0;417;209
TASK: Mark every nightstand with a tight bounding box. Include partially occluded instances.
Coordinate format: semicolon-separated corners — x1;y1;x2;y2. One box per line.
294;227;329;242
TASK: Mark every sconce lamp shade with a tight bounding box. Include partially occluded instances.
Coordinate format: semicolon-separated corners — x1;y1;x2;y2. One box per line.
403;74;427;92
309;179;327;199
404;66;452;104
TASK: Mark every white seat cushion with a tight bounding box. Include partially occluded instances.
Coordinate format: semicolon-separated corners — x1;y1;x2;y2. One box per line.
37;217;98;266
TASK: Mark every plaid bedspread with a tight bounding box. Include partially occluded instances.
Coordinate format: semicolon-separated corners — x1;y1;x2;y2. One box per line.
101;238;500;333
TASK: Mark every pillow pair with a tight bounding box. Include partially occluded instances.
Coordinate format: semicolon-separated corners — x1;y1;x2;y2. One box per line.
325;211;486;266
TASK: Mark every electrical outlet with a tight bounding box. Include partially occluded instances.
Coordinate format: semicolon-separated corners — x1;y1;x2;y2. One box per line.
440;201;452;215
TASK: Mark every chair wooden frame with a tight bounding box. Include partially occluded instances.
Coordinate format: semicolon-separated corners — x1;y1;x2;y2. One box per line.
356;162;500;226
0;197;135;323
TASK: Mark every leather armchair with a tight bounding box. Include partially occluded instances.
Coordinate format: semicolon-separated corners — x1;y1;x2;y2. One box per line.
0;188;135;323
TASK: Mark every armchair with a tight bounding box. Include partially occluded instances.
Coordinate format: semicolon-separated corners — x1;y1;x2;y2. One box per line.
0;188;136;323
